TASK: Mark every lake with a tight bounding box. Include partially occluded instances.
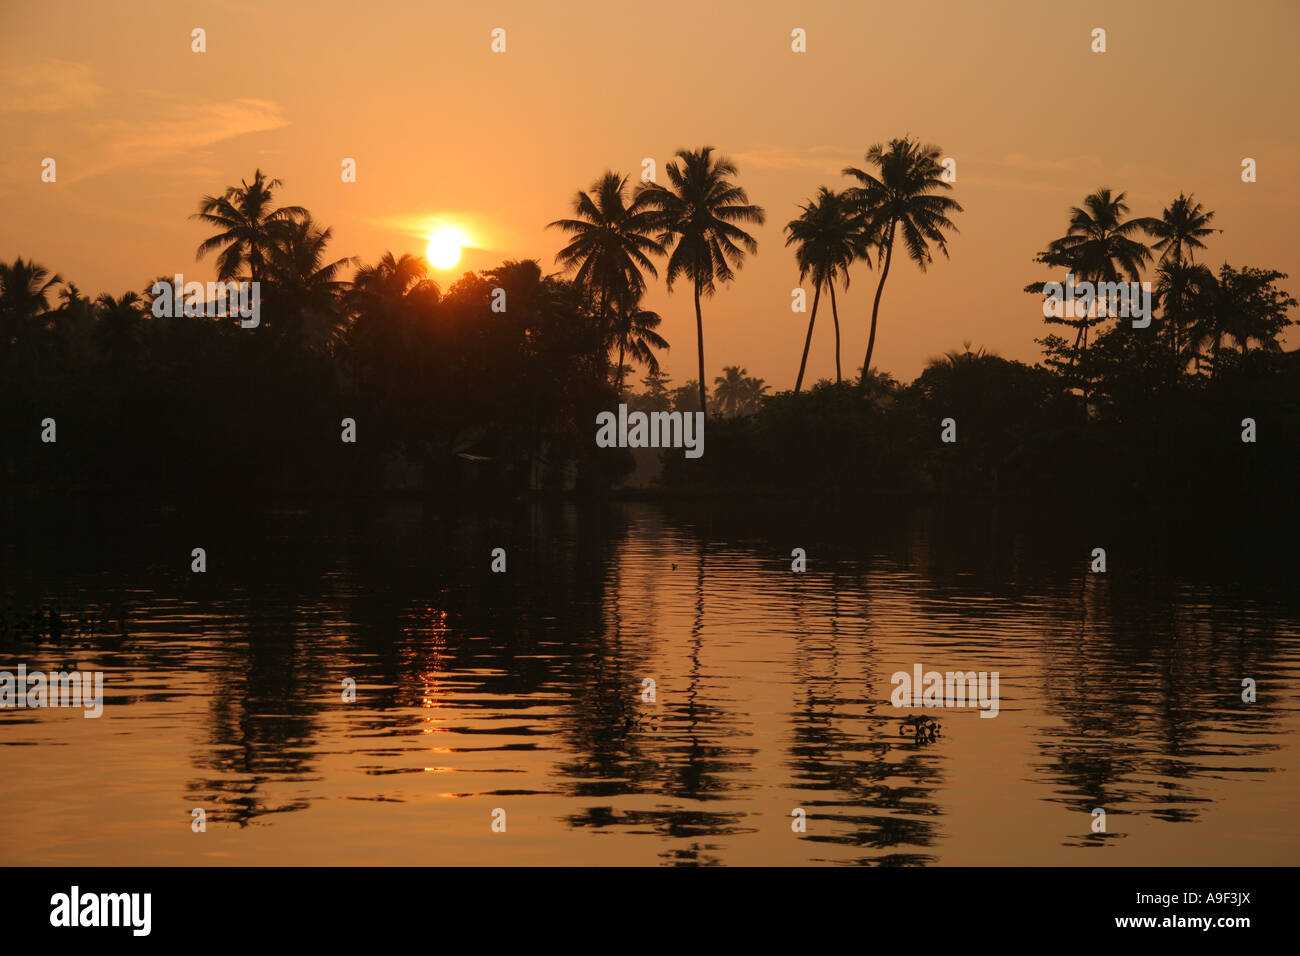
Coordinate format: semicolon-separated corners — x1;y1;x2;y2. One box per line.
2;497;1297;866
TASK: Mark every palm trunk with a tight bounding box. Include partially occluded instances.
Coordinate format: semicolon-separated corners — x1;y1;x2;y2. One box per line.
829;281;842;384
694;281;706;419
597;287;610;383
1071;322;1085;358
859;222;895;394
617;339;626;394
795;282;822;394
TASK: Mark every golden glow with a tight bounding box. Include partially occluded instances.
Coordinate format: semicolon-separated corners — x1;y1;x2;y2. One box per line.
425;227;466;270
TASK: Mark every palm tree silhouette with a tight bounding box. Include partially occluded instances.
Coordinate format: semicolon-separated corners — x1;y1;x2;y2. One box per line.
785;188;860;391
1148;193;1217;267
610;291;669;393
549;172;663;383
266;218;355;348
192;170;307;282
1032;188;1155;361
0;257;63;352
341;252;435;390
348;252;433;315
712;365;769;418
53;283;95;352
92;291;145;361
712;365;748;417
1144;194;1218;358
640;147;766;419
1154;260;1215;359
844;138;961;394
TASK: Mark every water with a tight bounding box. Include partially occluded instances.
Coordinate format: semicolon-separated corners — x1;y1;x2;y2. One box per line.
1;498;1297;866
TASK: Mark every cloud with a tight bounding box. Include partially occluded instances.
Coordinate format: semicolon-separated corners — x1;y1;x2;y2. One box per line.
0;60;105;112
68;99;291;182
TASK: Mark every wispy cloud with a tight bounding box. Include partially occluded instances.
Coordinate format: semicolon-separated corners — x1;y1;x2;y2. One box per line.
0;60;105;113
68;99;291;182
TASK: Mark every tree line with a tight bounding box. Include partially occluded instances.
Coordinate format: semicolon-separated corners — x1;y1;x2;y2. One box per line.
2;141;1296;508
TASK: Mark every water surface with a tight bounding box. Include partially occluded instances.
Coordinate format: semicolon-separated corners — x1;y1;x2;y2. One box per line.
1;499;1297;866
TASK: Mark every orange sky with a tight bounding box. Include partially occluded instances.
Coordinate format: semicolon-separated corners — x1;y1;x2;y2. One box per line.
2;0;1297;387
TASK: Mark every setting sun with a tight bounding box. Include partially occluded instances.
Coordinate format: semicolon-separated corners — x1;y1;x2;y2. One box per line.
426;227;465;270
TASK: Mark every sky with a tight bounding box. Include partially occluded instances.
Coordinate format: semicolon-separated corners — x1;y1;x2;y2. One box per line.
1;0;1297;388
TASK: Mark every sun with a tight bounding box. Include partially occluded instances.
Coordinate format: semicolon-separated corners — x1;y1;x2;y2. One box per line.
426;227;464;270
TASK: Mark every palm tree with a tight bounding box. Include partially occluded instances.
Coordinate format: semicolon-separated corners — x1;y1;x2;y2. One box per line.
0;257;62;350
192;169;307;282
739;372;771;416
349;252;433;315
711;366;769;418
856;366;900;405
640;147;766;418
1148;193;1217;268
342;252;436;389
785;188;860;391
53;283;96;356
844;138;961;394
940;340;996;366
610;291;669;392
92;292;145;361
1154;260;1215;358
712;365;749;417
548;172;663;381
1032;188;1156;361
266;218;355;348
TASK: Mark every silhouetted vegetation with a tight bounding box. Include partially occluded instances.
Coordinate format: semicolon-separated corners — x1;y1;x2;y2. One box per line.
652;184;1298;528
1;171;635;497
2;162;1296;519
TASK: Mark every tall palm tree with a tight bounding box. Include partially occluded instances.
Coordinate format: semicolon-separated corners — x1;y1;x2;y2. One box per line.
640;147;766;418
548;172;663;381
785;187;860;391
1148;193;1217;267
1032;188;1156;360
844;138;961;393
192;169;307;282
